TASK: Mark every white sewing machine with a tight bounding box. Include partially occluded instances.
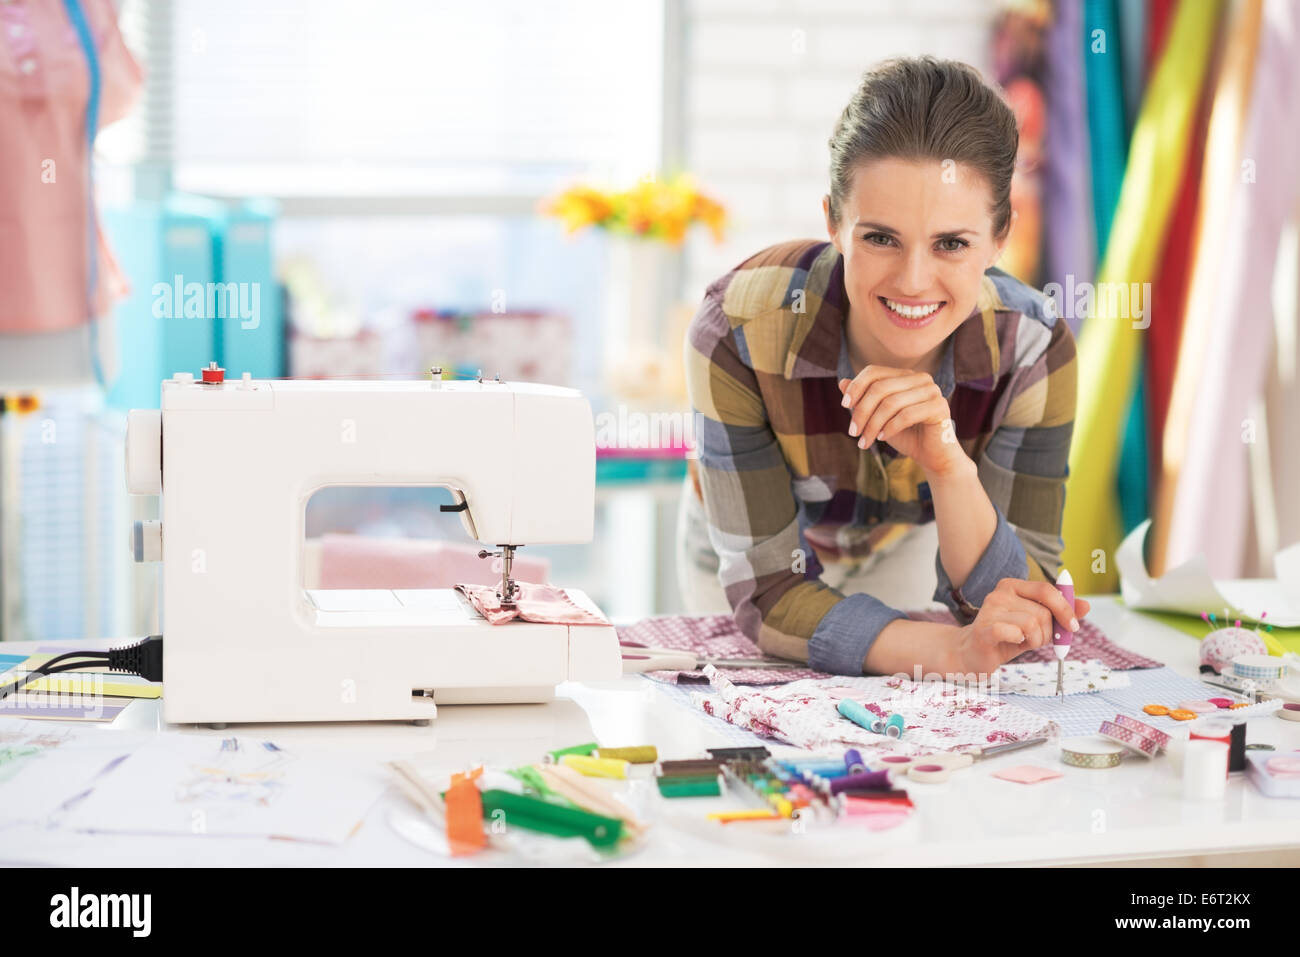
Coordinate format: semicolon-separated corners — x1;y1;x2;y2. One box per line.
125;366;622;725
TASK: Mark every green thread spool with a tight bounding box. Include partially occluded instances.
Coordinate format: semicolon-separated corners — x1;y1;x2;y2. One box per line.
479;790;624;847
656;776;721;798
545;742;598;763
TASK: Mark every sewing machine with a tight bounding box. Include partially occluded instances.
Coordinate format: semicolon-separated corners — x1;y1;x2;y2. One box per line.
125;367;622;724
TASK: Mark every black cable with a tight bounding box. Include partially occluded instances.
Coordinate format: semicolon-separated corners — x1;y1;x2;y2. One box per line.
0;637;162;703
0;653;107;701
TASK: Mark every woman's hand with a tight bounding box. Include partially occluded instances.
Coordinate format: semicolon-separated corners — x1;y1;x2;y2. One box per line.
838;366;964;477
952;578;1093;676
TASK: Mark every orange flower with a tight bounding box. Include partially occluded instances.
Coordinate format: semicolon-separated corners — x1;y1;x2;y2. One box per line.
542;174;727;244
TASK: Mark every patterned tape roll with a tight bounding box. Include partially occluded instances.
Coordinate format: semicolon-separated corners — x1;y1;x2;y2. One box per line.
1099;720;1160;759
907;763;951;784
1231;654;1285;681
1112;714;1171;750
1060;736;1125;769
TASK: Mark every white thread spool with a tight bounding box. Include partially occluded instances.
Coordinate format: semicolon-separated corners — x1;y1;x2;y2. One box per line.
1183;740;1229;801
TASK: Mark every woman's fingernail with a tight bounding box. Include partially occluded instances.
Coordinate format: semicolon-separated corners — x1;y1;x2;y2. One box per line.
1070;617;1080;631
858;437;868;449
842;394;853;408
848;421;860;437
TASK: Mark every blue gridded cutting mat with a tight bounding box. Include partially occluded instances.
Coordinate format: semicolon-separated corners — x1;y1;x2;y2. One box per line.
645;666;1234;749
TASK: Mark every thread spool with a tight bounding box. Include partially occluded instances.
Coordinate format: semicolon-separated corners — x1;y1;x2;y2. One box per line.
1189;721;1232;779
1183;740;1229;800
837;699;879;733
658;759;723;778
844;748;866;774
885;713;905;738
1228;722;1247;773
827;769;892;795
595;746;658;764
559;754;629;779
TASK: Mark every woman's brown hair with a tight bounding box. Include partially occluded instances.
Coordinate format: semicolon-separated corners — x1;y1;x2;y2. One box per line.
827;56;1018;239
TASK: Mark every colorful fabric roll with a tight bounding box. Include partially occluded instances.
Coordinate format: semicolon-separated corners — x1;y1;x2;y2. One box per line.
1149;0;1264;576
1042;0;1095;330
1162;0;1300;579
1062;0;1222;594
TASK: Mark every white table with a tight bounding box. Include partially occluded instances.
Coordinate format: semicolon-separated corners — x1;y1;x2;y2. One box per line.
3;595;1298;867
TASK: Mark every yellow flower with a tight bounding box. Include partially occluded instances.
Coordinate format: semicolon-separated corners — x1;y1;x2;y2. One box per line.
541;186;615;233
542;174;727;244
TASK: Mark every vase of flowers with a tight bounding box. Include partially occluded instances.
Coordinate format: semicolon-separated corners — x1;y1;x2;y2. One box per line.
542;174;726;403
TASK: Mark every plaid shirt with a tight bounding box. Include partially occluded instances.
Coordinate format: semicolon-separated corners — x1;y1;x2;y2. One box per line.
683;239;1077;674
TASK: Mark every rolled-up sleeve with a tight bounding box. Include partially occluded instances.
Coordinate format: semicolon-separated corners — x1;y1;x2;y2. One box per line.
935;316;1078;622
685;288;907;673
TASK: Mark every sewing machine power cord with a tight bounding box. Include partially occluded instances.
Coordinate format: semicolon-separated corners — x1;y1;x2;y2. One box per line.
0;635;163;702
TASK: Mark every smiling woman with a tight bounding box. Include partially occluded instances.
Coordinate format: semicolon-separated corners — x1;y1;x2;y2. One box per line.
679;56;1087;680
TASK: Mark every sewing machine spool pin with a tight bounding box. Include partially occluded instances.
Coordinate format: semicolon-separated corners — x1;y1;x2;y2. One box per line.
478;545;521;606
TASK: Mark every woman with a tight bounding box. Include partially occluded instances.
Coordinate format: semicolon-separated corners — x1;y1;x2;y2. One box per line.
680;56;1090;678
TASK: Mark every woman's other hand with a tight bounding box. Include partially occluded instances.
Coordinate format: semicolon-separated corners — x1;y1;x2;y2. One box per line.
952;577;1092;676
838;367;964;477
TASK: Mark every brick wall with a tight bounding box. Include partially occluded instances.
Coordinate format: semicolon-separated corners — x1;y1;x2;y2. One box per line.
681;0;999;300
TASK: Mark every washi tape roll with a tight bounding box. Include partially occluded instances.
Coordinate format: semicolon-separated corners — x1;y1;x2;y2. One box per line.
1099;720;1160;759
1231;654;1285;682
1060;736;1125;769
907;763;950;784
1265;756;1300;779
1112;714;1171;750
1277;703;1300;722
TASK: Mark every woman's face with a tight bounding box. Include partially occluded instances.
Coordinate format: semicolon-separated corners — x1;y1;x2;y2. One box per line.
824;157;1008;370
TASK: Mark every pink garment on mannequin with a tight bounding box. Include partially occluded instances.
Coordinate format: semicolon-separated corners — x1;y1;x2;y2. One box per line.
0;0;142;334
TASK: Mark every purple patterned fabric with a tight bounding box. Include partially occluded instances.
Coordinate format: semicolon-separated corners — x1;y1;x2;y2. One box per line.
619;609;1159;685
1042;0;1096;336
